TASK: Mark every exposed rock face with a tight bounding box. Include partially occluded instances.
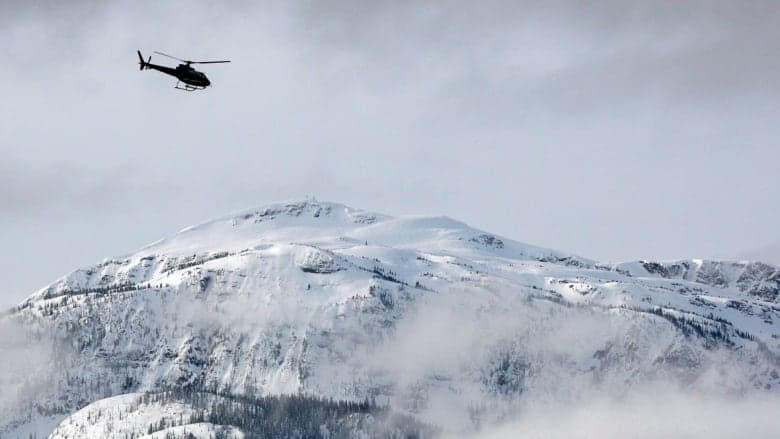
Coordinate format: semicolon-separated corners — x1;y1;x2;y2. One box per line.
615;259;780;302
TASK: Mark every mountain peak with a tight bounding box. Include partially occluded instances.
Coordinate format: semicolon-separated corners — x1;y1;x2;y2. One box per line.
183;199;391;232
137;199;392;257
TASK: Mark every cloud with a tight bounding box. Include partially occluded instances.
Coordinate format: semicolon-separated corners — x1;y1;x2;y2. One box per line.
287;0;780;109
0;318;56;420
357;281;769;430
456;388;780;439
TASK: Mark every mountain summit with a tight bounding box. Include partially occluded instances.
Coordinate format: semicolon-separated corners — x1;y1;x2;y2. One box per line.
3;200;779;438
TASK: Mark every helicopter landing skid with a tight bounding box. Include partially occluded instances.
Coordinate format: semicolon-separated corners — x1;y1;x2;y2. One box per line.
174;81;205;92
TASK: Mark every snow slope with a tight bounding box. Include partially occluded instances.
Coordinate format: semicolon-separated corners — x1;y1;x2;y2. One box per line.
2;200;779;437
48;393;245;439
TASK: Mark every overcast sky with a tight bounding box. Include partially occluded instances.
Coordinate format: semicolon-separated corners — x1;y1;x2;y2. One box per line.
1;1;779;307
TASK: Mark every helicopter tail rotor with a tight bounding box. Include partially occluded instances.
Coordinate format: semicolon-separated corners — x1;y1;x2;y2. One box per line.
137;50;152;71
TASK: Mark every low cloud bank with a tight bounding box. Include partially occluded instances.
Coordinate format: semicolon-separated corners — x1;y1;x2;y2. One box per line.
457;388;780;439
364;282;778;433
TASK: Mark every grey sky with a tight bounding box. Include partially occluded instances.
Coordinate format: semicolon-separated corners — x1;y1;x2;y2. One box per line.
1;1;779;307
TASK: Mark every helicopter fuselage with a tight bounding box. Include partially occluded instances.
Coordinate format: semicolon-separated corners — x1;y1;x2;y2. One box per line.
143;62;211;88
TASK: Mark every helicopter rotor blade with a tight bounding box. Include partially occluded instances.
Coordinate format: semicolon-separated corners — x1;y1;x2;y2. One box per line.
191;60;231;64
153;51;188;63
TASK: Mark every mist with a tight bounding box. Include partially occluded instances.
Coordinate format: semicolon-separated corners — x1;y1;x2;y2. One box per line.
358;281;771;429
458;389;780;439
0;318;56;425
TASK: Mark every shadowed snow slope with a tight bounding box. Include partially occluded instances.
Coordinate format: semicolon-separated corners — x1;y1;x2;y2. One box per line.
2;200;779;437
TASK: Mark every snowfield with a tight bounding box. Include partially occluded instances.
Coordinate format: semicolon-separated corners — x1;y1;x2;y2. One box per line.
1;200;779;437
47;393;232;439
47;391;247;438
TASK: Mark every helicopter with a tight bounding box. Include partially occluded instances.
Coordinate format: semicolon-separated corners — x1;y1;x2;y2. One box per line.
137;50;230;91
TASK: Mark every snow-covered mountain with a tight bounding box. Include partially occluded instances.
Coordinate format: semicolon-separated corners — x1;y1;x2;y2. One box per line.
2;200;779;438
